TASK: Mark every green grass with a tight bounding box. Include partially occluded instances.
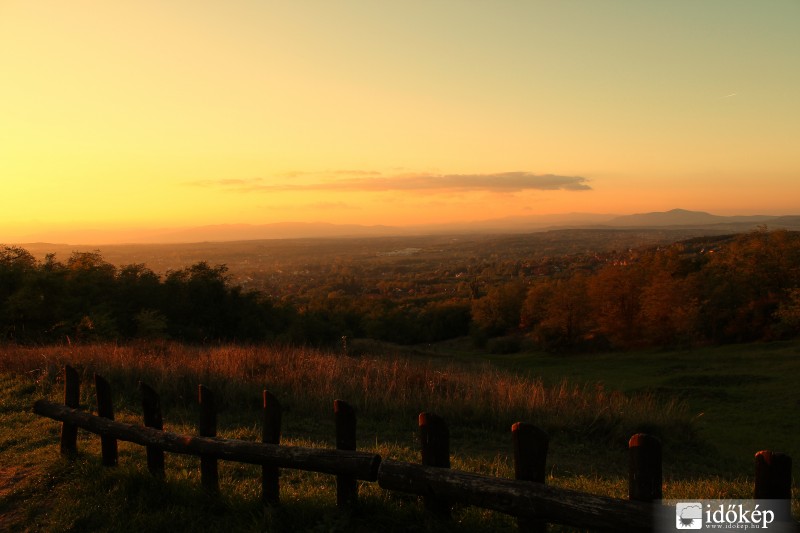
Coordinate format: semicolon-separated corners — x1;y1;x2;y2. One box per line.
478;341;800;476
0;341;797;531
0;372;516;532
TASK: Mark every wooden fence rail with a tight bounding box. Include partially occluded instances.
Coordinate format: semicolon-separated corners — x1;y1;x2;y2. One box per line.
31;365;796;532
377;459;654;532
34;400;381;482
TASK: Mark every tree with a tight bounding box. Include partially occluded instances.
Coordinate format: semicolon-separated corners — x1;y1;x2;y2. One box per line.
696;230;800;342
471;280;527;337
63;252;119;340
587;263;646;349
164;262;232;341
520;280;555;332
776;288;800;336
0;247;38;339
524;275;594;352
420;300;471;342
114;264;163;338
638;270;699;347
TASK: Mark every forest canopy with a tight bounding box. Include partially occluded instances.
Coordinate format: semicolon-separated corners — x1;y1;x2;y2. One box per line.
2;229;799;351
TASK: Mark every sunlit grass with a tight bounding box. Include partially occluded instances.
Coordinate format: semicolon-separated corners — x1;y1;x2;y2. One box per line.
0;342;692;448
3;342;793;531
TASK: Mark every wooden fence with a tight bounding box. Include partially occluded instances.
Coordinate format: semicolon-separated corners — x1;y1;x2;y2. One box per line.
32;365;795;532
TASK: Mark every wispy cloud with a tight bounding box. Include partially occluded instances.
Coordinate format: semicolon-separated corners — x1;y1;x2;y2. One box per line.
185;171;591;193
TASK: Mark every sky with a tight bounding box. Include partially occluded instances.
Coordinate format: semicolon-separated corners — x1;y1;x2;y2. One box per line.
1;1;799;243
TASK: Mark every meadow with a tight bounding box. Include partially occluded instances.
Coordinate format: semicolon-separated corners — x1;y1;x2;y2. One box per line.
1;340;796;531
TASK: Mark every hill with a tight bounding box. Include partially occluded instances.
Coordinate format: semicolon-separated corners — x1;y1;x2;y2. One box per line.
606;208;776;227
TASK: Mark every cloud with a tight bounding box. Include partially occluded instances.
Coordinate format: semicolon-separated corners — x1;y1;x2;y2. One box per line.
188;171;591;193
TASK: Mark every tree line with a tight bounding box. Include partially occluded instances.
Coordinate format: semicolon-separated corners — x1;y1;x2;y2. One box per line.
471;229;800;352
0;250;295;344
2;229;799;350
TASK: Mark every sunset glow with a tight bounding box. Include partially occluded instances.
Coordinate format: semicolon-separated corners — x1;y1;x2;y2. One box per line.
1;1;798;243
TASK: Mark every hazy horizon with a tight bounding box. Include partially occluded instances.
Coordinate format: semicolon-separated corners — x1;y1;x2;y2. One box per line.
6;208;800;246
2;2;798;243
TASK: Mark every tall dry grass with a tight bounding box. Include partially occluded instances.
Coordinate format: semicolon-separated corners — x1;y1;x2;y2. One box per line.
0;342;692;445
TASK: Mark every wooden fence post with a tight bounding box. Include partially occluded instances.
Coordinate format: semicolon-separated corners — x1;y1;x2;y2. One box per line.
512;422;549;532
139;381;165;477
754;450;793;523
60;365;80;456
198;384;218;493
94;374;117;466
419;412;451;518
262;390;282;505
628;433;662;502
334;399;358;510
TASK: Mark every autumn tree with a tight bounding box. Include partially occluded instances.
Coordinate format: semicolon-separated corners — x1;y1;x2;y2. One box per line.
471;280;527;337
420;300;471;342
522;274;594;352
776;288;800;336
638;270;699;347
697;230;800;342
587;262;646;349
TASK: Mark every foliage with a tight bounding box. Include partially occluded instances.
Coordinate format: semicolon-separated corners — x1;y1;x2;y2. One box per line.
517;230;800;351
3;229;800;350
0;250;291;344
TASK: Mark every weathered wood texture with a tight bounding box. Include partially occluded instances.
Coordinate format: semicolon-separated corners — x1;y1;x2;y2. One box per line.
754;450;792;499
418;412;451;518
198;384;219;493
628;433;662;502
33;400;382;481
334;399;358;509
754;450;794;523
377;459;655;533
262;389;282;505
512;422;549;533
94;374;117;466
139;381;165;476
59;365;80;456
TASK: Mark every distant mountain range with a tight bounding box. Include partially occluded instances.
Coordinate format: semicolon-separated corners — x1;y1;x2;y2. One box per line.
606;209;775;227
15;209;800;245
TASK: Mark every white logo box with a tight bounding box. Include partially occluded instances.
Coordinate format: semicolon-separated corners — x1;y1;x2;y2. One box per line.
656;500;795;532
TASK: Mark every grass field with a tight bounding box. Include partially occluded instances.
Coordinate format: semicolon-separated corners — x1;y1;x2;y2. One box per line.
0;341;797;531
476;341;800;476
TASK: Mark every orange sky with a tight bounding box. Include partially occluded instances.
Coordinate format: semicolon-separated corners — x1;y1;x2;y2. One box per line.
1;1;798;243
